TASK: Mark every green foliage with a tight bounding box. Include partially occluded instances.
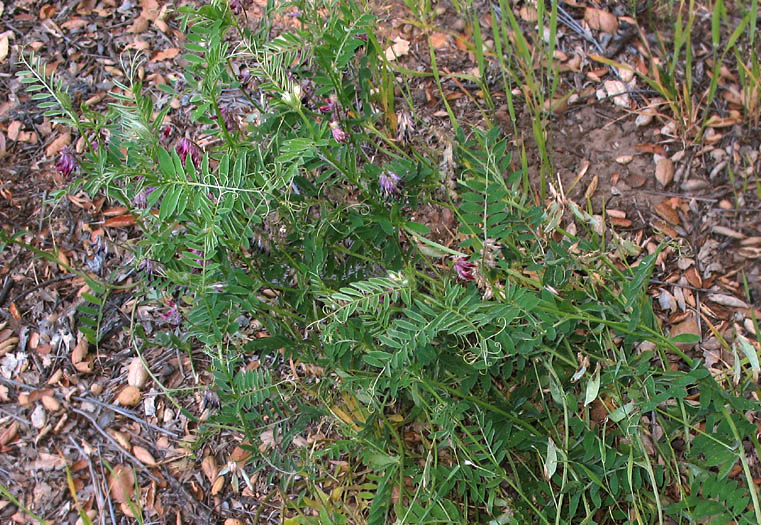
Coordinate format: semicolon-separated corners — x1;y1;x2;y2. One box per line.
18;0;761;523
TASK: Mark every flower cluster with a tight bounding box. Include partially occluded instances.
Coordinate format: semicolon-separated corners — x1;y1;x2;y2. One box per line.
453;257;476;281
379;171;402;198
176;138;202;169
330;121;348;143
318;94;338;114
55;147;76;177
160;300;181;325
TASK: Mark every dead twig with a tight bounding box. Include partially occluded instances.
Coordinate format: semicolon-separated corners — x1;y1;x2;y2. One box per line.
9;273;76;305
73;395;180;438
70;406;160;481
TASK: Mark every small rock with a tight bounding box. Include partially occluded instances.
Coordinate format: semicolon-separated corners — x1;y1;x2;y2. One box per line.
619;67;635;83
635;112;654;127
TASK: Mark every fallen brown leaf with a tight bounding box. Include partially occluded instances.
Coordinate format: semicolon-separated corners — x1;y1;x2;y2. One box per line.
152;47;180;62
655;157;674;187
0;421;19;446
132;445;157;466
430;32;450;49
127;358;149;388
104;215;137;227
585;7;618;34
108;464;135;504
116;386;141;407
654;200;680;225
0;35;8;63
7;121;21;141
385;37;410;61
670;315;700;351
707;294;748;308
45;133;71;158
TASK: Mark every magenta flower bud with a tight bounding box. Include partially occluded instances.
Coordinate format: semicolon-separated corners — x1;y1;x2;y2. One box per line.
162;125;171;141
330;122;348;143
379;171;402;198
55;147;76;177
453;257;476;281
318;98;336;114
176;138;202;169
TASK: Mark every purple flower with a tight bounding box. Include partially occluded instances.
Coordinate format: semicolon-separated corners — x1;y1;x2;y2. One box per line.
55;147;76;177
356;33;368;42
453;257;476;281
176;138;202;169
330;122;348;143
160;300;181;325
134;186;156;209
162;125;172;142
140;258;158;275
379;171;401;198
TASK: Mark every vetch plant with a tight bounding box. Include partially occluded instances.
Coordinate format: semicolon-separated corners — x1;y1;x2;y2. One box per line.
14;1;761;523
